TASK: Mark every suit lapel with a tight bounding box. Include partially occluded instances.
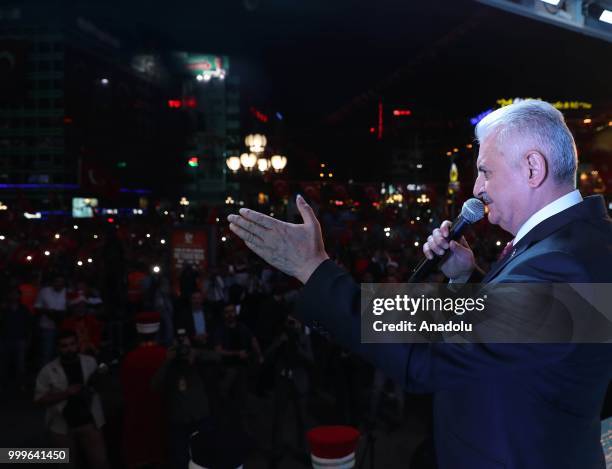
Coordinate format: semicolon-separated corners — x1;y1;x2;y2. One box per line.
482;239;530;283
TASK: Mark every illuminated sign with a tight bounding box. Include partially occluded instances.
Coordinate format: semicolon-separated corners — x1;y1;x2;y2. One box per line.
175;53;229;80
167;97;197;109
551;101;593;110
496;98;592;110
250;107;269;123
72;198;98;218
472;99;593;126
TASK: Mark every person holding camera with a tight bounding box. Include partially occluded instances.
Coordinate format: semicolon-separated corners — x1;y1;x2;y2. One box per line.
34;328;110;469
214;303;264;427
152;329;219;469
268;315;315;464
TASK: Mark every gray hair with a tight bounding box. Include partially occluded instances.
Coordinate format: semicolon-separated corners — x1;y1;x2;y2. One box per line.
475;99;577;187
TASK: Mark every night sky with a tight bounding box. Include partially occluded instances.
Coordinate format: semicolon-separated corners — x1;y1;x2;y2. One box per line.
18;0;612;181
52;0;611;122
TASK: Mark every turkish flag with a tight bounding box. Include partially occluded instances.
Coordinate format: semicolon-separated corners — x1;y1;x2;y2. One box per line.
0;40;27;102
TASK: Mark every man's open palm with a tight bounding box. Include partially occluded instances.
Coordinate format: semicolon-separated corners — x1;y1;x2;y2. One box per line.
227;195;329;284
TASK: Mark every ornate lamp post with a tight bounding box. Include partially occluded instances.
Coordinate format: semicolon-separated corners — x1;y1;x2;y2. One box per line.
226;134;288;175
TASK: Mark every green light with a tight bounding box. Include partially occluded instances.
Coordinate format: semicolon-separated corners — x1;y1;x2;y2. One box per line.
117;161;127;168
188;157;199;167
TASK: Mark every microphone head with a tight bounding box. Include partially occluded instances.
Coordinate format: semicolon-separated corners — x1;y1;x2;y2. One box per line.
460;198;485;224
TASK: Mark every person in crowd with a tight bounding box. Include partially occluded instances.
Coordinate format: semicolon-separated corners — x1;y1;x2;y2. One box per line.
214;303;264;424
150;276;175;347
152;330;219;469
368;368;405;430
126;263;148;311
61;297;103;357
102;228;127;358
34;329;110;469
18;273;39;313
120;312;167;469
176;291;213;349
0;286;33;392
179;263;199;304
268;315;315;464
34;274;67;367
201;266;227;310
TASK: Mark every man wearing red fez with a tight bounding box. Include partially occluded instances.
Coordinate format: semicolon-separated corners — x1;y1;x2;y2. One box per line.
120;312;167;468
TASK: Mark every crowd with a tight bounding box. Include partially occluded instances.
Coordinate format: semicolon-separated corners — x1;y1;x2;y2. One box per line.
0;198;509;468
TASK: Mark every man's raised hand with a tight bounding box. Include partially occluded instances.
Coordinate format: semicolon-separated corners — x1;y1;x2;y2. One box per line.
227;194;329;284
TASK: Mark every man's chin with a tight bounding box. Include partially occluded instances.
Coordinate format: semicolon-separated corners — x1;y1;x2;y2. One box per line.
486;211;499;225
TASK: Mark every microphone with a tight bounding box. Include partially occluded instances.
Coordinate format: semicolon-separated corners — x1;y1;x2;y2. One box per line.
408;198;485;283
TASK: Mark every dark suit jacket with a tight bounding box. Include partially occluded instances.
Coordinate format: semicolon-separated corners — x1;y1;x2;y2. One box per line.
175;306;215;343
296;195;612;469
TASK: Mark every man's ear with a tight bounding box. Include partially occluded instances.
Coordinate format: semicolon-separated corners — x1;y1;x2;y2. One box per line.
524;151;547;188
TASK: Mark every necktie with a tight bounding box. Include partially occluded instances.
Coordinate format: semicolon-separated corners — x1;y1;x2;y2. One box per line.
497;239;515;261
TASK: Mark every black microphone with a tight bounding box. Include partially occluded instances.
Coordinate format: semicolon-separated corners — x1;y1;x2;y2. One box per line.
408;198;485;283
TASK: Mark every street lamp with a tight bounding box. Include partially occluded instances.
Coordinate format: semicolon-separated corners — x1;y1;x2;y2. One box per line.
245;134;267;154
226;136;287;174
226;156;241;173
257;158;271;172
270;155;287;173
239;153;257;171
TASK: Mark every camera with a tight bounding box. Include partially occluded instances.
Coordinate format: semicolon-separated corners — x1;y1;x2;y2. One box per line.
175;328;191;359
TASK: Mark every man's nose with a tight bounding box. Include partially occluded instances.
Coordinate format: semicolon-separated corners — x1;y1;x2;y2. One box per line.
472;177;483;198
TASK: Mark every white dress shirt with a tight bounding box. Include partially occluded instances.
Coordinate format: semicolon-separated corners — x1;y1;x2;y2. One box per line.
513;190;583;245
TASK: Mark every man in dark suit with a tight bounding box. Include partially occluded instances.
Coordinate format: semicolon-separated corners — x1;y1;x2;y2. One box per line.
227;99;612;468
175;291;214;349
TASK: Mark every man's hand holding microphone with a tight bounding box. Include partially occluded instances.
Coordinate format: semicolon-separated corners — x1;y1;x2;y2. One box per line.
422;220;476;282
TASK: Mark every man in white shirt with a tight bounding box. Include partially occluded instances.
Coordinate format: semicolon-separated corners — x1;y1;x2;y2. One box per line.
226;99;612;468
34;329;109;469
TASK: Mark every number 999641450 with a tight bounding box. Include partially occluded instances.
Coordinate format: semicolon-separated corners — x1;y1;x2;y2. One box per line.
1;448;69;464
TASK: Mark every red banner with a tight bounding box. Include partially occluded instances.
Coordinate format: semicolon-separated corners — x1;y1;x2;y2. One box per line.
171;229;208;294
